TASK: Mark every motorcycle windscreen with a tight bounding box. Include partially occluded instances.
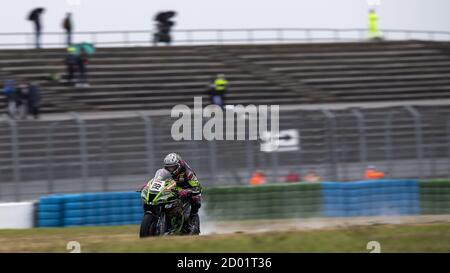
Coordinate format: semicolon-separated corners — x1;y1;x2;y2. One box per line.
149;168;172;193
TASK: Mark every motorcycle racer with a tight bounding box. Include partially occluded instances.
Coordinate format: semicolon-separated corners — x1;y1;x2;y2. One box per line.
163;153;202;224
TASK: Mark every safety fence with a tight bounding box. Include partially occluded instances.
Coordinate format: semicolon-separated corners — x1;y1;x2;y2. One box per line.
1;28;450;49
36;179;450;228
3;106;450;203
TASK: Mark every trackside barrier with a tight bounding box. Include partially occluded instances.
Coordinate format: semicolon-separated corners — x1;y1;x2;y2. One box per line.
37;192;141;227
37;183;323;227
419;180;450;215
0;202;35;229
322;180;420;217
36;180;450;228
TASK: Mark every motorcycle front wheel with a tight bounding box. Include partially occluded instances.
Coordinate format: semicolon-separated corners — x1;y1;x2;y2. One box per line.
158;212;168;236
139;213;157;238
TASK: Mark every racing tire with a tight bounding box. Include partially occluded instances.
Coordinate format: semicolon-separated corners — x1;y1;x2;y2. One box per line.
139;213;157;238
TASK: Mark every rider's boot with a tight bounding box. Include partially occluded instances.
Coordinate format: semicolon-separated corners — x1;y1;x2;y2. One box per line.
188;212;200;234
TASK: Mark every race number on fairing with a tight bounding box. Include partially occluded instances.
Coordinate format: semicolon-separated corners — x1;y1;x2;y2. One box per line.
150;180;164;192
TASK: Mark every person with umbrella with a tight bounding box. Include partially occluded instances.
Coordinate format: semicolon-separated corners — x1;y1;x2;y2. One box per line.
153;11;176;46
27;8;45;49
64;46;78;85
73;42;95;87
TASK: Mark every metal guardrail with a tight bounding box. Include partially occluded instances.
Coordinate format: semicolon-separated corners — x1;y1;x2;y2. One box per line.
0;28;450;48
1;105;450;202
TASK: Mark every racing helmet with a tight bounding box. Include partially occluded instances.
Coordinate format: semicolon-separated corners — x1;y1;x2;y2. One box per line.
164;153;182;176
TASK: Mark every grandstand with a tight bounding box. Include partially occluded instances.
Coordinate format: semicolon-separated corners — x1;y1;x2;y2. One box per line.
1;40;450;113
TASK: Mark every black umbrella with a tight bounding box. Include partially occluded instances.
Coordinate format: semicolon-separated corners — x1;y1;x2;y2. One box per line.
154;11;176;22
28;8;45;21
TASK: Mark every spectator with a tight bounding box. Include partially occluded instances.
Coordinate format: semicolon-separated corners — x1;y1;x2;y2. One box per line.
208;74;229;109
26;83;41;119
249;170;266;186
285;171;300;183
62;13;73;47
15;82;29;119
153;11;176;46
28;8;45;49
364;165;385;180
3;80;17;118
368;9;382;40
64;46;77;84
48;72;61;83
303;170;321;183
75;48;90;87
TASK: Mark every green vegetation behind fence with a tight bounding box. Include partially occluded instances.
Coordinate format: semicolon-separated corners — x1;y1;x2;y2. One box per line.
203;183;322;221
419;179;450;215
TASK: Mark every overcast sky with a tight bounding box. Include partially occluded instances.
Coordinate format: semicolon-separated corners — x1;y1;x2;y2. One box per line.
1;0;450;33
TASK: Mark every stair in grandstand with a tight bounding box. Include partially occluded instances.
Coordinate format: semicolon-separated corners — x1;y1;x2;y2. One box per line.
1;41;450;114
224;41;450;103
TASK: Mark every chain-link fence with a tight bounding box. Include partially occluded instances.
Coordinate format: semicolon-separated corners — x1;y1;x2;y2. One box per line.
2;105;450;202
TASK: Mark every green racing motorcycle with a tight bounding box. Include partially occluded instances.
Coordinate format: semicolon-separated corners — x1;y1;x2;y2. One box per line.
139;168;200;237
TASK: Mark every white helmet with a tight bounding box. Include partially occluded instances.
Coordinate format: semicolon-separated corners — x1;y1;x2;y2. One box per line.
164;153;182;176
